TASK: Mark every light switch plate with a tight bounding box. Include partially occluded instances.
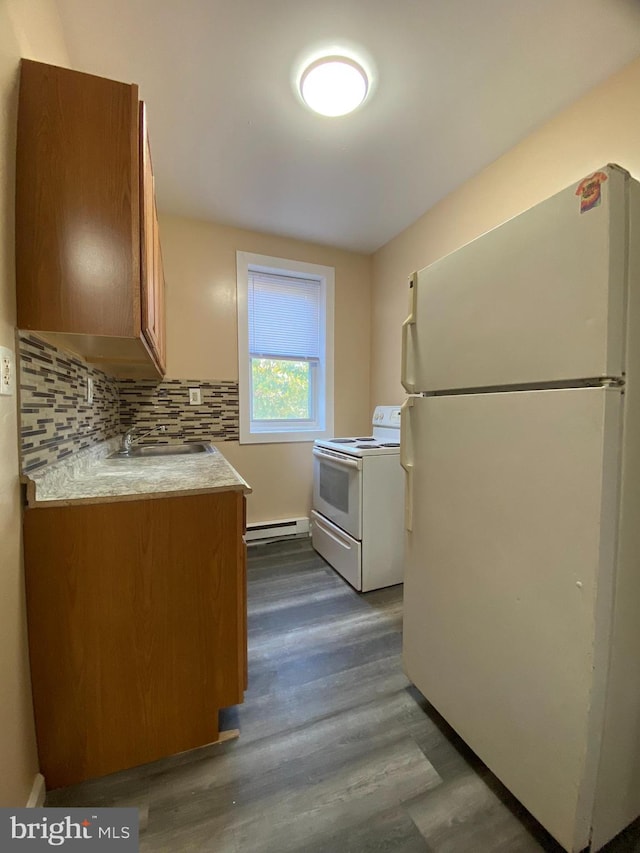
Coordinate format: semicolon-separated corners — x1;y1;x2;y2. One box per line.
189;387;202;406
0;345;15;396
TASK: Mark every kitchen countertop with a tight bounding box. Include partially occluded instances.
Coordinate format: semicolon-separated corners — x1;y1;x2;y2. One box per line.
22;438;252;508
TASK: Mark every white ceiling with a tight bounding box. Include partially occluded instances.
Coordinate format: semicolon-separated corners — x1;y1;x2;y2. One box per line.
54;0;640;253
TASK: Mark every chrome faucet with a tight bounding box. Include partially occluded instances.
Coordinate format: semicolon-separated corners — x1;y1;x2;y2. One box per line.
119;424;166;455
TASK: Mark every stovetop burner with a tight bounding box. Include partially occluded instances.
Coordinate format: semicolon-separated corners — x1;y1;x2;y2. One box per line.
316;412;401;457
332;436;376;444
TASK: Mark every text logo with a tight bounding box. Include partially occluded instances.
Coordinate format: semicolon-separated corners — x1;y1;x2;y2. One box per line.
1;808;138;850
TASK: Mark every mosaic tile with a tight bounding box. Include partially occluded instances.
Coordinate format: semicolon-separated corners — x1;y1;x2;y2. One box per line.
118;378;239;444
18;333;241;473
19;334;120;473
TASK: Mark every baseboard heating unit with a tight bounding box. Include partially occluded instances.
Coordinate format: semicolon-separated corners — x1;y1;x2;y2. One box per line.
245;517;310;544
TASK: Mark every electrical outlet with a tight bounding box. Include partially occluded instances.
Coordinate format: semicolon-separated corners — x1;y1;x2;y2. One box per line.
87;376;94;405
189;387;202;405
0;345;15;396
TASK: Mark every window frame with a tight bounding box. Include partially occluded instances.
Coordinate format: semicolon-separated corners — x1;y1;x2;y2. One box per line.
236;251;335;444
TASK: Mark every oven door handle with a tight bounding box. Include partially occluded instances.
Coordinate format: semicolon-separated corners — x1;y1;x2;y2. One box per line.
312;448;361;469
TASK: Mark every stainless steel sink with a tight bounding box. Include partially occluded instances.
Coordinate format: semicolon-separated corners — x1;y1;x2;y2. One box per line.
109;443;214;459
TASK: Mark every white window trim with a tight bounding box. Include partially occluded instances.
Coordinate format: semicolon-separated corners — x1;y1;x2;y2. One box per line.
237;251;334;444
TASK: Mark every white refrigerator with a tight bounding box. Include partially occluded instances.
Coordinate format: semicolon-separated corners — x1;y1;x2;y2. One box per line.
400;164;640;853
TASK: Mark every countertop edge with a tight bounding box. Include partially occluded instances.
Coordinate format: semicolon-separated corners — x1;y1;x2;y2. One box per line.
21;440;252;508
22;481;252;509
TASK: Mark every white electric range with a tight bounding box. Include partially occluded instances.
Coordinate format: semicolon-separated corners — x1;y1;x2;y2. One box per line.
311;405;404;592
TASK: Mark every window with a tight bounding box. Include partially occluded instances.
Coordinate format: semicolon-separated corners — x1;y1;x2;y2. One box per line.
236;252;334;443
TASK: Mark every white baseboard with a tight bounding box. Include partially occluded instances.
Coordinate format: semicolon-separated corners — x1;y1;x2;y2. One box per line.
26;773;46;808
245;516;310;543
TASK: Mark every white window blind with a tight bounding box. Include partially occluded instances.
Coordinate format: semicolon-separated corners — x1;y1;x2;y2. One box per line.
248;271;321;359
237;250;334;443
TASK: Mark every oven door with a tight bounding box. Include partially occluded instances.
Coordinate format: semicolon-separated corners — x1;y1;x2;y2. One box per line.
312;447;362;540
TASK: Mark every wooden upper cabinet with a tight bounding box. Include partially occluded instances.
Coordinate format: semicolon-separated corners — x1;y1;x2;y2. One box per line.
16;60;166;378
152;201;167;370
140;103;166;374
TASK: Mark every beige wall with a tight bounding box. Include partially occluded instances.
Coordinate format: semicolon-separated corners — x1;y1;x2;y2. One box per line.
159;214;371;523
371;56;640;405
0;0;69;806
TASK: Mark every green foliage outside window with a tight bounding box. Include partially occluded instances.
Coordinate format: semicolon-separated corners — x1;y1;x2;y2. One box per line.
251;358;312;420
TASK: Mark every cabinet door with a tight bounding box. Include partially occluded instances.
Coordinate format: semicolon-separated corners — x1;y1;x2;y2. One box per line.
139;102;166;372
16;60;141;336
24;491;247;788
152;198;167;371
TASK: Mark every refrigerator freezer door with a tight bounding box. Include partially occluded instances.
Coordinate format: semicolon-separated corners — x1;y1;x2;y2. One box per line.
402;387;622;852
403;166;629;392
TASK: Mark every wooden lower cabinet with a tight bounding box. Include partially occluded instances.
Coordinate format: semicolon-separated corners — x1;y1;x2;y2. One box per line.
23;490;247;790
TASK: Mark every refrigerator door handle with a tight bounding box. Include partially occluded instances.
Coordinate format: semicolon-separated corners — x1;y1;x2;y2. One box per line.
400;397;414;531
401;273;418;393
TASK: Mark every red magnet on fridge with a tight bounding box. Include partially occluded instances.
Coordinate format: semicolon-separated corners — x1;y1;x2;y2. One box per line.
575;171;608;213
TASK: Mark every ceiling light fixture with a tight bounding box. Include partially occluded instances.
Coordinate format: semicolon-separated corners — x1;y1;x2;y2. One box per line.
299;56;369;117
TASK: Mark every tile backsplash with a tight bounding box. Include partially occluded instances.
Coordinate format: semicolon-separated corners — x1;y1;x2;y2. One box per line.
118;379;239;443
19;333;240;473
19;334;120;472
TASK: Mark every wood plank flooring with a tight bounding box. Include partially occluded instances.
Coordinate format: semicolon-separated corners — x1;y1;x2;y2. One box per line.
47;539;640;852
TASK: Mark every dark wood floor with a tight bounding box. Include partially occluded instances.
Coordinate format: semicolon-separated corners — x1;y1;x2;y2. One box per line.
47;539;640;852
